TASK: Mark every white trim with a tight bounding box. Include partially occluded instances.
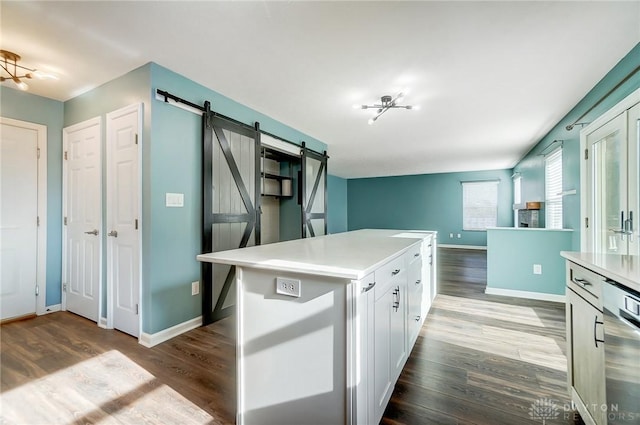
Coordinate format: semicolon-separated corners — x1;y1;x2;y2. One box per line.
0;117;48;316
261;133;301;158
42;304;61;314
485;287;565;303
438;244;487;250
580;87;640;136
98;317;108;329
139;316;203;348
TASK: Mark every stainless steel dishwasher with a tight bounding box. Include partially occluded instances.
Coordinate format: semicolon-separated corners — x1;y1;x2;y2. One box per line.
602;279;640;424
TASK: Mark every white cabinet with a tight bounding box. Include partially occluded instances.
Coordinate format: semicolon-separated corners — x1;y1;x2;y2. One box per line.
565;260;606;425
199;229;438;425
371;251;407;421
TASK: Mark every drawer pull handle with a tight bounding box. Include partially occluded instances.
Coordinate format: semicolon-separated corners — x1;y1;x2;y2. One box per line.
415;315;421;322
362;282;376;293
415;279;421;285
573;277;591;287
414;253;420;257
392;269;401;276
594;316;605;348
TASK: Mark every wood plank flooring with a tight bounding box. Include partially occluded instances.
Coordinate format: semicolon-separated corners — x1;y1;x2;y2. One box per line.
1;248;582;424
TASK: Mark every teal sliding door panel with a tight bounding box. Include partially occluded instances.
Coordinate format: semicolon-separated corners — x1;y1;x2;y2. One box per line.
513;43;640;250
348;169;513;246
1;87;64;307
487;228;573;295
328;174;348;234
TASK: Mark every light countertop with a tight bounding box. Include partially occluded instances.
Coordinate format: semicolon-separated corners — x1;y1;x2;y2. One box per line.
197;229;435;280
561;251;640;293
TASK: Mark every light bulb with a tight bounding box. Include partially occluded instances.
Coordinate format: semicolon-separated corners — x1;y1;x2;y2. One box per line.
13;78;28;90
367;117;375;125
412;105;421;111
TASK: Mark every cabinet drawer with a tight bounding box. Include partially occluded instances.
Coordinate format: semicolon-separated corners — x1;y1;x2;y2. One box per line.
375;254;405;299
408;260;423;289
406;243;422;265
567;261;604;308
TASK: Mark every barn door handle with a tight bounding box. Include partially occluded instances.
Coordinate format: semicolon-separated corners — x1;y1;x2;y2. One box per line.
108;230;118;237
84;229;99;235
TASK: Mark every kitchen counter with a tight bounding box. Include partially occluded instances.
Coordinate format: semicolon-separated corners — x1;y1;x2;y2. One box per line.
197;229;437;425
560;251;640;293
197;228;435;280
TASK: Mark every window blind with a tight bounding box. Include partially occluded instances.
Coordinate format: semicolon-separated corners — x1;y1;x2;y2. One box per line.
545;148;563;229
462;181;499;230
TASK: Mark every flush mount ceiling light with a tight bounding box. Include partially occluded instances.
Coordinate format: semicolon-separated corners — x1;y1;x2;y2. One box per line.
0;49;57;91
354;92;419;125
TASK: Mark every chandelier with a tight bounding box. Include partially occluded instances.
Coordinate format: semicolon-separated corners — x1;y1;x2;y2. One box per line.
355;92;419;125
0;50;56;91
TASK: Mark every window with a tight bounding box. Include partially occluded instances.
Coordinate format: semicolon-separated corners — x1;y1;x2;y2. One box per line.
545;148;563;229
513;174;522;225
462;181;499;230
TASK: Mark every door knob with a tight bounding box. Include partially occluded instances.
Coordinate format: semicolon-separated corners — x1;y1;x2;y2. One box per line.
108;230;118;237
84;229;99;236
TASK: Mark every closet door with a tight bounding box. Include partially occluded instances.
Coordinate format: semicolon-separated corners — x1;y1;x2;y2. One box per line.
301;143;328;238
202;112;260;323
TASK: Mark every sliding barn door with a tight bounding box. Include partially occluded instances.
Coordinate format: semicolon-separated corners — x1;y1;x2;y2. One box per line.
301;143;328;237
202;110;260;324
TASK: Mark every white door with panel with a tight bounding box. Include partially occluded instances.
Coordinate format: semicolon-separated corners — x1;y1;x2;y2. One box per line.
106;104;141;337
1;118;46;320
63;118;101;322
583;90;639;256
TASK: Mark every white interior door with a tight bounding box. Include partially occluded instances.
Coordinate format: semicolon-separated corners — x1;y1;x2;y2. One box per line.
627;102;639;256
0;118;46;320
63;118;102;322
106;104;141;337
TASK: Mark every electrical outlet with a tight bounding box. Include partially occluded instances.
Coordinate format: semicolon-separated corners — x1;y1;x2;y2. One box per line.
449;233;453;238
533;264;542;275
191;281;199;295
276;277;301;298
457;233;461;238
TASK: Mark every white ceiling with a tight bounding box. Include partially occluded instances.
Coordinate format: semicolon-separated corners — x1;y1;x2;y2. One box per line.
2;1;639;178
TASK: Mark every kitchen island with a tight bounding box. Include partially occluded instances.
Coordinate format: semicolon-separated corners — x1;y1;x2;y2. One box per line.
197;229;437;425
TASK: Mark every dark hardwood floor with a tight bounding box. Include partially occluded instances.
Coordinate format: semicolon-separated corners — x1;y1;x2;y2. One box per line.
1;248;581;424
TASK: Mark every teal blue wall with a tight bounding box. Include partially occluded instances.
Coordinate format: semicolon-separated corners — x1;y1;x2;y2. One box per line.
64;64;152;321
327;174;348;234
1;87;64;307
487;228;573;296
147;63;327;333
347;169;513;246
514;42;640;250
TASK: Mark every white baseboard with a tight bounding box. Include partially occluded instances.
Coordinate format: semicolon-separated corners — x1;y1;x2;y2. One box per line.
139;316;203;348
41;304;61;315
438;244;487;250
485;287;565;303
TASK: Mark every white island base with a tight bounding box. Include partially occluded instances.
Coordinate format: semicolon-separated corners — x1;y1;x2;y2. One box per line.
197;229;437;425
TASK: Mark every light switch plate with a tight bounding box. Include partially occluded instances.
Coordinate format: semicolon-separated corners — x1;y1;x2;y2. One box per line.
166;192;184;207
533;264;542;275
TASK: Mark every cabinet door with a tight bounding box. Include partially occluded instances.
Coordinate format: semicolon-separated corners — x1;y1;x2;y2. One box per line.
407;262;423;348
568;289;606;425
390;280;408;381
373;287;393;421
